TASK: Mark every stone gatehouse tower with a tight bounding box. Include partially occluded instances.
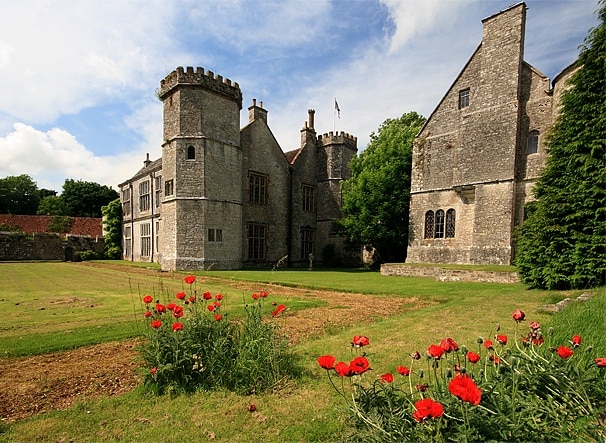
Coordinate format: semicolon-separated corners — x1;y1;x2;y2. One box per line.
406;2;576;265
119;66;357;270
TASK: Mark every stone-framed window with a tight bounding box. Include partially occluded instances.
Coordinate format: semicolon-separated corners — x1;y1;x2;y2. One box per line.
445;209;456;238
164;179;174;197
155;221;160;253
458;88;470;109
187;145;196;160
154;176;162;208
208;228;223;243
435;209;445;238
123;226;132;257
139;180;150;212
424;208;456;239
248;224;266;260
300;228;314;260
122;188;131;216
424;211;435;239
140;223;151;257
249;173;267;205
302;185;316;212
527;130;539;154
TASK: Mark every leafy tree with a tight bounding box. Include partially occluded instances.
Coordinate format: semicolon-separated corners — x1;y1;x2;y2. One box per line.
37;196;69;215
0;174;40;215
336;112;426;263
62;179;119;218
515;1;606;289
102;198;123;259
38;188;57;199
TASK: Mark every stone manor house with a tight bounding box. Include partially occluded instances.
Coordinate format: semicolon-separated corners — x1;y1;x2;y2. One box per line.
119;68;357;270
120;2;576;270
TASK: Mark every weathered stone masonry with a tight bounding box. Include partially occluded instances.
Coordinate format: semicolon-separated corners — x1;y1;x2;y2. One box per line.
120;67;357;270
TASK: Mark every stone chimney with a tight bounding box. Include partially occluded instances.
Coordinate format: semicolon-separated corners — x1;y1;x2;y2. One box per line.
248;98;268;124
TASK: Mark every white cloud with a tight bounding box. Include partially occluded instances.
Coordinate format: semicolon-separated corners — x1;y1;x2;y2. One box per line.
0;123;146;192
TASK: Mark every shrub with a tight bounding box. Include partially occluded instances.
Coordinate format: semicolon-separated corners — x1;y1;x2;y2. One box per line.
318;311;606;442
138;277;300;396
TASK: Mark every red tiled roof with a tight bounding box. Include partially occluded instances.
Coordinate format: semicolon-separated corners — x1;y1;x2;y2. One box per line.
0;215;103;237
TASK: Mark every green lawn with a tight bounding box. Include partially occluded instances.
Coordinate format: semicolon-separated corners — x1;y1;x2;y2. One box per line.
0;261;603;442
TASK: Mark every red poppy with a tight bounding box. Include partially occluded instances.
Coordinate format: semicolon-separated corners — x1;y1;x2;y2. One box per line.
428;344;445;359
215;294;223;300
411;351;421;360
529;321;541;330
176;291;186;300
484;340;494;350
334;361;353;377
396;365;410;376
207;304;215;312
532;337;544;346
213;301;221;308
203;292;213;300
412;398;444;422
144;311;153;318
252;293;260;300
150;367;157;375
184;275;196;285
594;357;606;367
380;373;394;383
151;320;162;329
571;335;582;347
272;304;286;317
416;383;428;392
496;334;508;345
512;309;525;322
448;374;482;405
489;354;500;364
214;314;223;321
317;355;336;370
166;302;177;311
352;335;370;347
247;404;256;412
172;322;183;331
260;291;269;298
155;303;166;313
349;356;370;375
142;295;153;304
440;337;458;352
173;306;184;318
467;351;481;364
188;296;196;303
556;345;574;359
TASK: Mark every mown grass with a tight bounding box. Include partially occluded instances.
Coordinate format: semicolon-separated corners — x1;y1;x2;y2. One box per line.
1;261;604;442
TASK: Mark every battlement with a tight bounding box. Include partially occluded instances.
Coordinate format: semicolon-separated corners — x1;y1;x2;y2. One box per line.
159;66;243;108
317;131;358;149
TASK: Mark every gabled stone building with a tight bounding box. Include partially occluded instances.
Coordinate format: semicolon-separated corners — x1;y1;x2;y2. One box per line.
406;2;577;265
119;67;357;270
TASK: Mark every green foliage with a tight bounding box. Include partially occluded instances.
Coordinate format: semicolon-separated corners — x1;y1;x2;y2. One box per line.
0;222;22;232
37;195;69;215
516;2;606;289
46;215;73;233
101;198;122;259
0;174;40;215
336;112;426;263
61;179;119;218
138;279;301;396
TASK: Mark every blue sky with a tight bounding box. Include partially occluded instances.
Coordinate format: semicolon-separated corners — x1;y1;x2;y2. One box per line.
0;0;599;193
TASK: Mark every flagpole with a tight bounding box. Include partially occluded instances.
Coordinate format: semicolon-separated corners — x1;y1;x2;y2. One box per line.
333;98;336;133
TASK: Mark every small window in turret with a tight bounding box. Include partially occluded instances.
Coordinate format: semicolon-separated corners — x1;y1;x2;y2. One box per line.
458;88;470;109
187;146;196;160
527;131;539;154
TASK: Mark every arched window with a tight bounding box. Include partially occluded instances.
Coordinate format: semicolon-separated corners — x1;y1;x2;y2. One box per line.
187;145;196;160
527;130;539;154
424;211;435;239
435;210;445;238
445;209;456;238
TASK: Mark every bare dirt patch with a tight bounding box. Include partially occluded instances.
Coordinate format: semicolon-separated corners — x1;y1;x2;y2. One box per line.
0;265;421;422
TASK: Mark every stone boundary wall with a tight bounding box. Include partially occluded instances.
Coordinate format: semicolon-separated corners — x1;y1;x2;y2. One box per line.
381;263;520;283
0;232;104;261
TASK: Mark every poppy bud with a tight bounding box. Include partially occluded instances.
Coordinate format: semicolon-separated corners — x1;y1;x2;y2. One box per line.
548;327;554;336
432;360;439;369
496;323;501;332
446;369;452;378
460;345;468;354
418;369;424;379
411;351;421;360
477;337;484;344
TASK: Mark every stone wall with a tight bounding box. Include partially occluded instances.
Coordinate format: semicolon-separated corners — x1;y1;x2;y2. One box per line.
0;232;104;261
381;263;520;283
